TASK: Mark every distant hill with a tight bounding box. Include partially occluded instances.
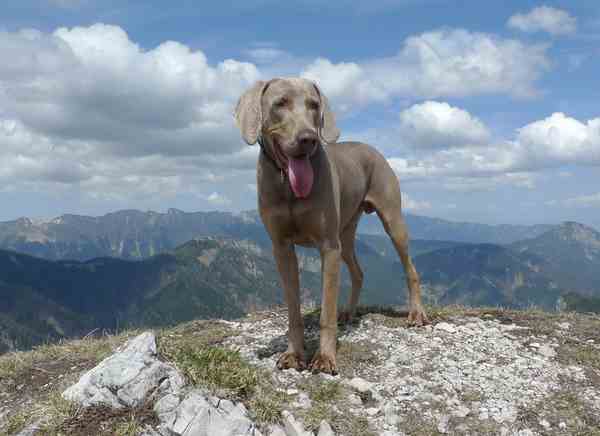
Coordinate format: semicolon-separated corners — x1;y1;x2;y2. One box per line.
0;238;322;352
414;243;563;309
0;209;266;261
3;210;600;354
0;209;556;261
359;213;555;244
511;222;600;296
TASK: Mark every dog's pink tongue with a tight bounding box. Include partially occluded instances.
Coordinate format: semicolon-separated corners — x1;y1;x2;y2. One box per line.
287;156;314;199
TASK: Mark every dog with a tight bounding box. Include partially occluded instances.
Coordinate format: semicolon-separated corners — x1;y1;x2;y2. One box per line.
234;77;428;374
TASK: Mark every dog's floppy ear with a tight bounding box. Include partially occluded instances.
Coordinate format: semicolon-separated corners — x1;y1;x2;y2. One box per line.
313;83;340;144
234;80;268;145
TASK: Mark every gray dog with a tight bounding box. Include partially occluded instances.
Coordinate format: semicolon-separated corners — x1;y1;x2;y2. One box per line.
235;77;428;374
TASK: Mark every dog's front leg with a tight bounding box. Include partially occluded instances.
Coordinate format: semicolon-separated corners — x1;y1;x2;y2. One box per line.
273;240;306;371
310;242;341;375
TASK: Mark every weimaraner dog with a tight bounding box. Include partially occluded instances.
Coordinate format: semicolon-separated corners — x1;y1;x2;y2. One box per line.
235;77;428;374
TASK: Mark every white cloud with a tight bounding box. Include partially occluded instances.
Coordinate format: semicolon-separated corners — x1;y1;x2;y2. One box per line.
402;193;431;211
302;28;550;110
387;110;600;190
399;101;490;149
0;24;263;203
508;6;577;36
1;24;259;157
206;192;232;206
516;113;600;165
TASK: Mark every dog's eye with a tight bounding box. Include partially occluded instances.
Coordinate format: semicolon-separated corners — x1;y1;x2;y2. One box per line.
307;100;320;111
274;97;290;108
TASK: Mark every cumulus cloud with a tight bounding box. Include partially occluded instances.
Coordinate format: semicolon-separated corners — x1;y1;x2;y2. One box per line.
0;24;263;203
303;28;550;110
402;193;432;211
0;23;576;207
388;111;600;189
1;25;259;157
516;113;600;164
205;192;232;206
399;101;490;149
508;6;577;36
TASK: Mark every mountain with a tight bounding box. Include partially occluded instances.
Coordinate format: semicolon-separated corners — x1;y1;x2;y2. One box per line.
358;213;555;244
357;234;467;259
510;222;600;296
414;243;563;309
0;209;556;261
0;209;266;261
0;238;322;352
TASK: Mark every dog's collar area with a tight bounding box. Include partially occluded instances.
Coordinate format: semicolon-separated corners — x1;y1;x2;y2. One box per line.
258;136;286;182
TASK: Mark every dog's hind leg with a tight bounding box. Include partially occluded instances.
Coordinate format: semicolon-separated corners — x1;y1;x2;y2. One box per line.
339;212;364;323
365;160;429;326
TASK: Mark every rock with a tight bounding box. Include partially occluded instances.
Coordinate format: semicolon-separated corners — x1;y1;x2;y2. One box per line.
539;418;551;429
557;322;571;330
348;377;373;393
366;407;379;416
348;393;363;405
317;420;335;436
268;425;287;436
63;332;261;436
62;332;181;409
156;389;260;436
282;410;313;436
451;405;471;418
537;344;556;358
292;392;312;409
434;322;457;334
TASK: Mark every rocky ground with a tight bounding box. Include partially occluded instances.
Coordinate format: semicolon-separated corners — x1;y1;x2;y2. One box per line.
1;306;599;435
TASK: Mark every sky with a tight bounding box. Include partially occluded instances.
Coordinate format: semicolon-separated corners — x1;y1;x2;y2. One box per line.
1;0;599;228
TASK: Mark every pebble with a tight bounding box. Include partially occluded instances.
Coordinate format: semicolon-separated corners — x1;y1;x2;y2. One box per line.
435;322;457;333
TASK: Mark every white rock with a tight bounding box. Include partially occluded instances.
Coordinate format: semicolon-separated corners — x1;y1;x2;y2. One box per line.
317;420;335;436
434;322;457;334
62;332;180;409
451;405;470;418
268;425;287;436
282;410;313;436
558;422;567;429
557;322;571;330
292;392;312;409
348;377;373;393
348;393;363;405
537;345;556;358
539;419;551;429
366;407;379;416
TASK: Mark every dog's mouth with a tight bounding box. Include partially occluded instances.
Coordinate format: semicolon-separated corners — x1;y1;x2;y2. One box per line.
273;141;318;199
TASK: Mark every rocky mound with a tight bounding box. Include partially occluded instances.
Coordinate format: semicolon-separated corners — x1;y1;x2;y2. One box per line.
1;306;599;435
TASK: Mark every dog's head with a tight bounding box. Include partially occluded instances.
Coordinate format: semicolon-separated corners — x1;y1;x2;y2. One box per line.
234;77;339;198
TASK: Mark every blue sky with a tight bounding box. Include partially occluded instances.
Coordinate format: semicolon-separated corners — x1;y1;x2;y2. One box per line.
1;0;599;229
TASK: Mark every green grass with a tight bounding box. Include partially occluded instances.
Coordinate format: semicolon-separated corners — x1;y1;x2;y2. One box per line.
166;344;258;399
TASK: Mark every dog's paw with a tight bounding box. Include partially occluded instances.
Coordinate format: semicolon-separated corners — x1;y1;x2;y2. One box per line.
309;352;338;375
276;351;306;371
407;306;430;327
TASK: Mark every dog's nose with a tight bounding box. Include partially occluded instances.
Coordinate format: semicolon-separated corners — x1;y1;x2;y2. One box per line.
296;130;319;154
